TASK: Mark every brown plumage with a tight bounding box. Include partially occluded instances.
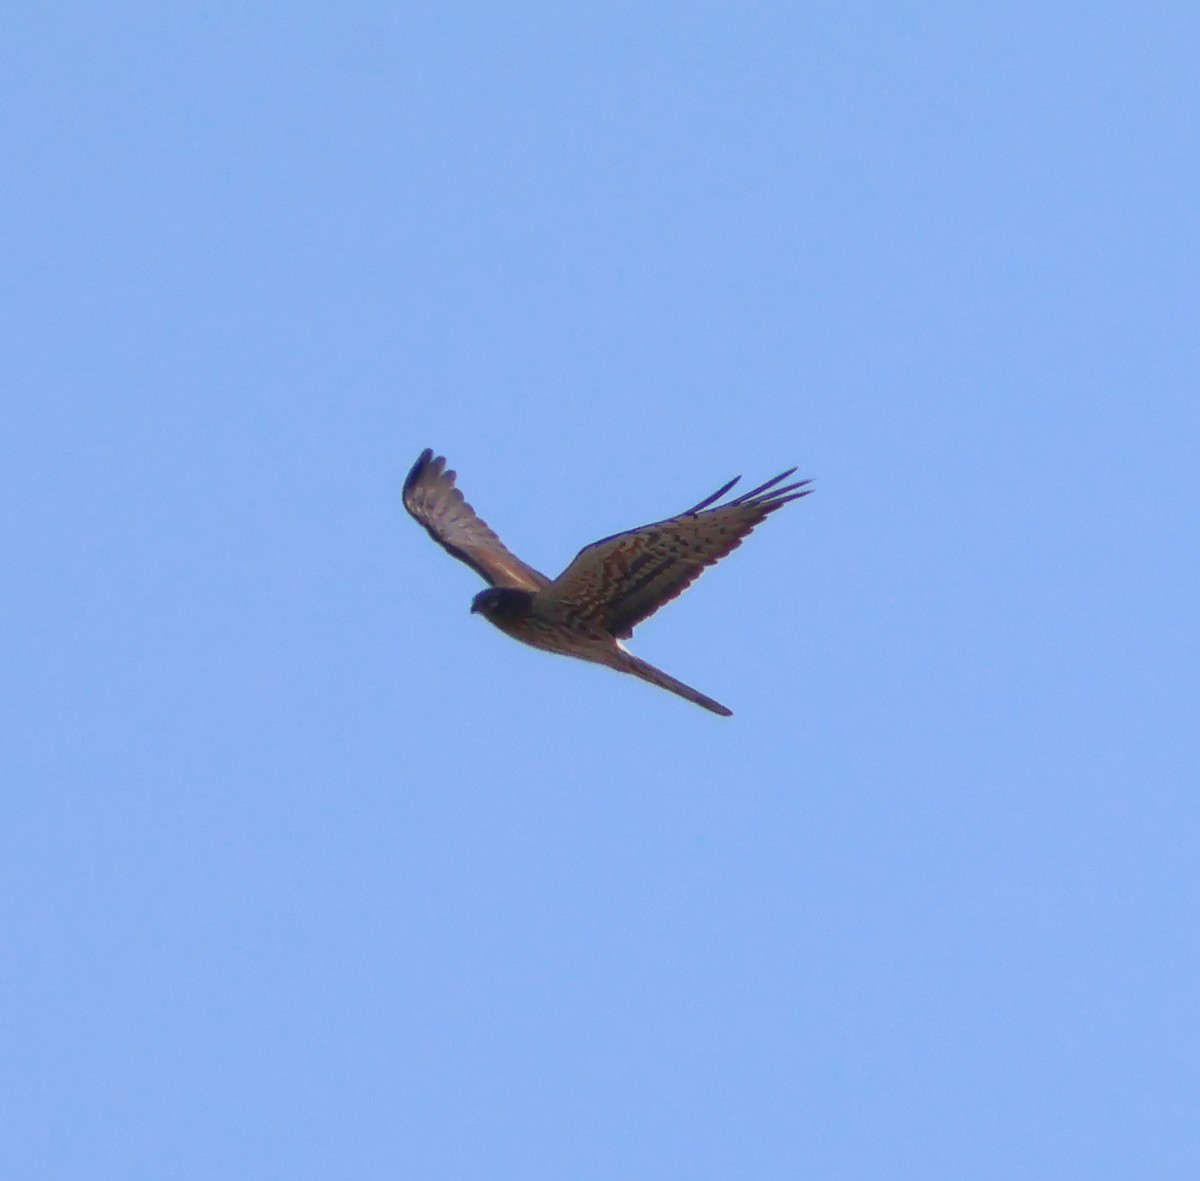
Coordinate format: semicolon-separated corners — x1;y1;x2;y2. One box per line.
402;449;811;716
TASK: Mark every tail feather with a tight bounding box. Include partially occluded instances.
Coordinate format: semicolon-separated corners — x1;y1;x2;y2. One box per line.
619;652;732;717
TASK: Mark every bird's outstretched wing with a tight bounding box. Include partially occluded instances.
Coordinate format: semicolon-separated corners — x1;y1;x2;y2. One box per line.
403;449;549;591
541;469;812;639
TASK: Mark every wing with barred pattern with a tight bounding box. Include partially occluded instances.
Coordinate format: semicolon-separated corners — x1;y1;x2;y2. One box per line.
403;449;549;591
539;469;811;639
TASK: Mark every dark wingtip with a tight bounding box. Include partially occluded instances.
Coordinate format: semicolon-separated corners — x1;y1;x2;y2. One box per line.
689;466;815;513
774;477;814;499
404;449;445;507
685;475;741;515
731;468;806;505
404;446;432;485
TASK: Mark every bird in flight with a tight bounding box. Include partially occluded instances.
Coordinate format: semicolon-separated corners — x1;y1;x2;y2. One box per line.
402;449;811;716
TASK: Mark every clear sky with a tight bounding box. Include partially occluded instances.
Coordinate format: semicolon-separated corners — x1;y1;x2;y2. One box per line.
4;4;1197;1178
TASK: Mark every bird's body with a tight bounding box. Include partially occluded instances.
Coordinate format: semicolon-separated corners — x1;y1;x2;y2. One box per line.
468;583;733;715
403;449;811;716
471;586;610;661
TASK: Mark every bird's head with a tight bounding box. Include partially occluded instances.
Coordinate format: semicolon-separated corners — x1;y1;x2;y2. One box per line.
470;586;533;620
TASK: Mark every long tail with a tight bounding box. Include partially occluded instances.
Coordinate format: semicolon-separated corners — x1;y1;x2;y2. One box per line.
618;652;732;717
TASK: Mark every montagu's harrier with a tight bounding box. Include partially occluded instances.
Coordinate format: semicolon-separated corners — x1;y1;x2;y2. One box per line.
403;449;811;716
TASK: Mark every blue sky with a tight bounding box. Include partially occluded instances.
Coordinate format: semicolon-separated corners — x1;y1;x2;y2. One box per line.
4;4;1197;1177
